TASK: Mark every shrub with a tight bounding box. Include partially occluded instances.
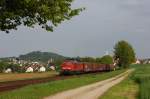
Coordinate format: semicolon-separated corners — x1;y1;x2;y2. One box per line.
0;62;9;72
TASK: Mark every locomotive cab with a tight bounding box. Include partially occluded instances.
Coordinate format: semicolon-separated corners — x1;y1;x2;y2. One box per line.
61;61;74;71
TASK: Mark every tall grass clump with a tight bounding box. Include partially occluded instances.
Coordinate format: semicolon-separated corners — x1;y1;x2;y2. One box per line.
132;65;150;99
140;80;150;99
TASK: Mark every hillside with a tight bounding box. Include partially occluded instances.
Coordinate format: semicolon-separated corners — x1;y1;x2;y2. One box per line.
19;51;66;63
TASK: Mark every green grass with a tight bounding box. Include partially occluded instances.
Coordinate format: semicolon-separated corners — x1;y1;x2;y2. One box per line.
100;74;138;99
0;70;125;99
131;65;150;99
100;64;150;99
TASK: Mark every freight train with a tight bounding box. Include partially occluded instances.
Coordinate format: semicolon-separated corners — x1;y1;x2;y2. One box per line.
60;59;116;75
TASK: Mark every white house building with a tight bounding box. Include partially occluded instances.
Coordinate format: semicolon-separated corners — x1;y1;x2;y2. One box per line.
26;67;34;73
135;59;141;64
5;68;12;73
38;66;46;72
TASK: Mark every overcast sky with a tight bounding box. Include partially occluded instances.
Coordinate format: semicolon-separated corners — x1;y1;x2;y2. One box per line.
0;0;150;58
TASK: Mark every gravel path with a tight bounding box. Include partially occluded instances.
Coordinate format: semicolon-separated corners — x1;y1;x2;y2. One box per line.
45;69;134;99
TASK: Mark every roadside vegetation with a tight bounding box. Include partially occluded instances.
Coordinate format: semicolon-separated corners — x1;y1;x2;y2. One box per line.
0;69;125;99
100;64;150;99
100;72;138;99
132;64;150;99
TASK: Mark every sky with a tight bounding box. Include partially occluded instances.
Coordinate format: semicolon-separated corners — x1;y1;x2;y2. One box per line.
0;0;150;58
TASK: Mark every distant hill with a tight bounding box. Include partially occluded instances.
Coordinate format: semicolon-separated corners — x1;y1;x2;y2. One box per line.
19;51;66;63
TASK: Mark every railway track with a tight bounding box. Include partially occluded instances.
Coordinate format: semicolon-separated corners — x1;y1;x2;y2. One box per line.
0;75;71;92
0;72;103;92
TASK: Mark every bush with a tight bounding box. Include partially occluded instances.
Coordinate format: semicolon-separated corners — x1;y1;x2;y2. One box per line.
0;62;23;73
0;62;9;72
6;64;22;73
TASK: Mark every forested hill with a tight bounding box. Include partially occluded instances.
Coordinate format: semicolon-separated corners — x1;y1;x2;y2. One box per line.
19;51;66;63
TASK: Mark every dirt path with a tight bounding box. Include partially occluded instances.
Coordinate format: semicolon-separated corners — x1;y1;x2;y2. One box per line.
45;69;134;99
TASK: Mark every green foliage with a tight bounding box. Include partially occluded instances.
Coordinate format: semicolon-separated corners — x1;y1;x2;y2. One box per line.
114;40;135;68
0;0;84;33
77;56;113;64
0;61;22;73
0;61;9;72
95;57;101;63
7;63;22;72
98;55;113;64
80;57;96;62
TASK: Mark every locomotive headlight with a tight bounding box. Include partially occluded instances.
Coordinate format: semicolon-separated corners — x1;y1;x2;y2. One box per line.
62;67;71;70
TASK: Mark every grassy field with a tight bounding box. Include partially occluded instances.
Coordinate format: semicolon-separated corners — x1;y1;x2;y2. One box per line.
131;65;150;99
0;70;125;99
0;71;58;82
100;64;150;99
100;74;139;99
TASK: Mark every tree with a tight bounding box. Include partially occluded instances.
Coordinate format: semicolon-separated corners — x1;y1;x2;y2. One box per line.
99;55;113;64
7;63;21;72
0;61;9;72
95;57;101;63
80;57;95;62
114;40;135;68
0;0;84;33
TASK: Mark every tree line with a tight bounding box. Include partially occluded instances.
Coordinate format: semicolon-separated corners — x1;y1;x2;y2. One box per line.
71;55;114;64
70;40;136;68
0;40;136;73
0;62;21;73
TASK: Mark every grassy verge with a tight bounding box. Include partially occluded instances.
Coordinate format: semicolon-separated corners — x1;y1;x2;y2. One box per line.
100;74;139;99
0;70;125;99
131;65;150;99
100;64;150;99
0;71;58;82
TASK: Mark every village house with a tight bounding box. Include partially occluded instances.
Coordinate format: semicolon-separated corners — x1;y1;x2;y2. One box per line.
26;67;33;73
38;66;46;72
135;59;141;64
23;62;46;72
4;68;12;73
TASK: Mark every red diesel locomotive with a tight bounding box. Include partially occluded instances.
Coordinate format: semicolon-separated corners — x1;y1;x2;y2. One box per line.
60;60;115;74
